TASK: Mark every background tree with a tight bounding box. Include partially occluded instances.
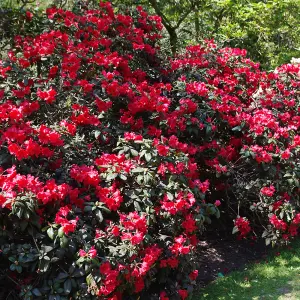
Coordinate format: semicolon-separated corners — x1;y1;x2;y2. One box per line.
213;0;300;69
112;0;300;68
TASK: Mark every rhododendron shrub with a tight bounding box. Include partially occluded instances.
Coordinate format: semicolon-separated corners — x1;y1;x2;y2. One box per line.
0;3;217;299
0;1;299;299
169;45;300;244
236;64;300;243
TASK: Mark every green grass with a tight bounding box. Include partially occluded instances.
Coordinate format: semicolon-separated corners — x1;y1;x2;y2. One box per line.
193;239;300;300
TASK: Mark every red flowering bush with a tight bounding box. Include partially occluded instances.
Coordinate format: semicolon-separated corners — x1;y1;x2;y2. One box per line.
0;3;216;299
170;45;300;243
0;1;299;299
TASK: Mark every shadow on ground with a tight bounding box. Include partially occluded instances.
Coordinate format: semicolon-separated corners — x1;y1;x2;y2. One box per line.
194;239;300;300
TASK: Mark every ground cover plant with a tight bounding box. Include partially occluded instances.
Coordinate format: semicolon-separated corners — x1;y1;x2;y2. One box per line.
0;1;299;299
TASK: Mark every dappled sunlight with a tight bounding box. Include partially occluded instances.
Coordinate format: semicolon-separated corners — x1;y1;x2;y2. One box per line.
194;240;300;299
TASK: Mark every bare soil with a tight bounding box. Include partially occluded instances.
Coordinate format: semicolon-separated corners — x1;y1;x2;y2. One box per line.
196;237;269;288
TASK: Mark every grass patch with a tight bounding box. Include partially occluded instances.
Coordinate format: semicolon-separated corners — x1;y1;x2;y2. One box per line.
193;239;300;300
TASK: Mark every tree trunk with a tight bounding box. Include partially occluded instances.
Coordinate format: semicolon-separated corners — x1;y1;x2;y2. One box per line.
194;10;200;42
168;27;178;56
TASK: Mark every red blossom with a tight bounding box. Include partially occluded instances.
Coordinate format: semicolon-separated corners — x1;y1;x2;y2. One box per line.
178;289;188;300
261;185;275;197
37;88;57;104
234;217;251;238
189;269;198;281
25;11;33;21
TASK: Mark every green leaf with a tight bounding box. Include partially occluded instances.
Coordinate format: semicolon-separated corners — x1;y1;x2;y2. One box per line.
166;192;173;200
41;245;54;253
83;206;93;213
57;272;69;280
279;210;284;219
58;227;65;238
106;173;117;181
145;153;152;162
60;235;69;248
94;130;101;139
8;256;16;263
134;201;142;211
76;257;85;264
16;265;22;273
119;174;127;180
130;149;139;156
136;175;144;185
16;208;24;219
72;269;85;277
51;257;59;263
131;167;145;173
47;227;55;240
0;153;11;165
10;264;16;271
206;125;212;135
232;226;239;234
205;216;212;224
32;288;42;296
101;206;111;214
95;209;104;223
39;258;50;272
262;230;269;238
232;126;241;132
64;279;72;294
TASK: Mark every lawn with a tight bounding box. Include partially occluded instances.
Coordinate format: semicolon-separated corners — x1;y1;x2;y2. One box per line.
193;239;300;300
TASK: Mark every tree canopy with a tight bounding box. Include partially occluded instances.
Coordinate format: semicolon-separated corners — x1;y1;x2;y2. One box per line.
111;0;300;68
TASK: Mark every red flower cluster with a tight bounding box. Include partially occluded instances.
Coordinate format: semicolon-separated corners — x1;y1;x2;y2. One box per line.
234;217;252;238
261;185;276;197
55;206;79;234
